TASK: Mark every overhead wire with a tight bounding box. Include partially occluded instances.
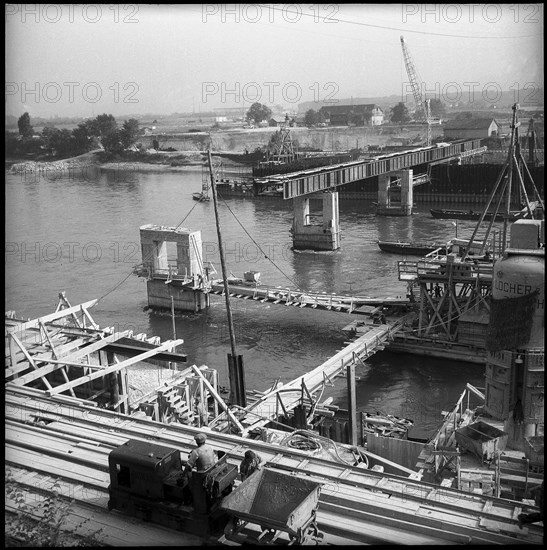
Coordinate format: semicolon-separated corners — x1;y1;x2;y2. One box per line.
260;4;542;40
96;194;203;304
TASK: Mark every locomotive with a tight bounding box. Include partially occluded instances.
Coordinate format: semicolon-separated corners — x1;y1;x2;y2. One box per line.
107;439;238;538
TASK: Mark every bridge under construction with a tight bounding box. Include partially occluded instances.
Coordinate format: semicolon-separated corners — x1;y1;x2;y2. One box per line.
254;139;486;250
5;296;543;545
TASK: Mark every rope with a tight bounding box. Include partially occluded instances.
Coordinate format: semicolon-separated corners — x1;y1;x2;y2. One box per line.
96;198;203;304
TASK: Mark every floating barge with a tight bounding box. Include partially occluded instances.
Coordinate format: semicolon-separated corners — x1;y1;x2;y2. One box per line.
377;240;447;256
430;201;540;222
430;207;521;222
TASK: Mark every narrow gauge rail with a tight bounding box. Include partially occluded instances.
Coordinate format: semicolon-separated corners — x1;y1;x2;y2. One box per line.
6;385;542;545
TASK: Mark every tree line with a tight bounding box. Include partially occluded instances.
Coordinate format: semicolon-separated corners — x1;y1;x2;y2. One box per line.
303;98;447;127
6;112;141;159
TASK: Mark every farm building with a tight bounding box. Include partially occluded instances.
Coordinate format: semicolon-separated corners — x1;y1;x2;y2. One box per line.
319;104;384;127
443;118;500;140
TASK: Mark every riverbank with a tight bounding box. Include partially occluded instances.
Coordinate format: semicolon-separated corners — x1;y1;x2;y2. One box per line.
99;161;202;172
6;149;243;175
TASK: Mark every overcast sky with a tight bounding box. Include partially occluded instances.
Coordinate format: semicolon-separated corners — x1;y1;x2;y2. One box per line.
5;3;544;119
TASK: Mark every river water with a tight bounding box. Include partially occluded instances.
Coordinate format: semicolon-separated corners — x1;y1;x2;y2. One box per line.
5;167;487;438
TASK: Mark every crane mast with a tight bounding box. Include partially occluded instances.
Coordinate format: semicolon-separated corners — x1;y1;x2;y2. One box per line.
400;36;431;145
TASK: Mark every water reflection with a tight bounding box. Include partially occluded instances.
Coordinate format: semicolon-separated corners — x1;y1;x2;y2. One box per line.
6;170;489;424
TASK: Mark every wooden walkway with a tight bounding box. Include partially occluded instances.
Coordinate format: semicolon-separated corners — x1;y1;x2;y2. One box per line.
5;385;542;545
238;318;413;433
210;280;410;314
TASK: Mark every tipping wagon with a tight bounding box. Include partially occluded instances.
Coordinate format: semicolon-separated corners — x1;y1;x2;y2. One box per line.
455;421;508;463
219;467;325;545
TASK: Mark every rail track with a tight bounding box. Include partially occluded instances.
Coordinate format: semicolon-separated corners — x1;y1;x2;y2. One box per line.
6;384;542;545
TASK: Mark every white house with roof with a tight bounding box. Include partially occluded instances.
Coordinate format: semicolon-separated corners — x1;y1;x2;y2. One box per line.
443;118;500;140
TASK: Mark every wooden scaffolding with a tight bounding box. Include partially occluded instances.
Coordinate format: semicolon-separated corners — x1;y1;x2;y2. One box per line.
5;292;185;415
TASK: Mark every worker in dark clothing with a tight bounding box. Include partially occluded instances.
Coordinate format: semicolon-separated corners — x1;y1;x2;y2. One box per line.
518;480;544;530
186;433;216;473
240;450;262;481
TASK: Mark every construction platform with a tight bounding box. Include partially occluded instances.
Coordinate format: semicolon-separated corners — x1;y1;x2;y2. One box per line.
5;385;543;545
4;297;543;545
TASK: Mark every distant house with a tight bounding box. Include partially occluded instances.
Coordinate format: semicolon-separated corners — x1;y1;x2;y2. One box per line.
319;104;384;126
268;115;287;126
268;115;297;127
443;118;500;140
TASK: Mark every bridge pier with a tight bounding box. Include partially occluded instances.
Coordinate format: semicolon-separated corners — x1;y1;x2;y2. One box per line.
376;169;414;216
138;224;210;313
292;191;341;250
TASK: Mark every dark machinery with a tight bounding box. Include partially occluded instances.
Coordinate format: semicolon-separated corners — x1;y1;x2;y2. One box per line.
220;467;325;545
107;439;238;537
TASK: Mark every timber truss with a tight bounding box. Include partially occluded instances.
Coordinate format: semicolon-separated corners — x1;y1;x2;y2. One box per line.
5;292;186;414
4;293;252;433
401;258;492;341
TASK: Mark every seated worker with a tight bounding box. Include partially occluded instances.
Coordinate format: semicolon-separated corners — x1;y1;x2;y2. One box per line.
239;450;263;481
186;433;216;473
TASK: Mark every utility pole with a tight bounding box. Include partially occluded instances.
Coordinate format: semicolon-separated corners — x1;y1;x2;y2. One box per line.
207;149;246;407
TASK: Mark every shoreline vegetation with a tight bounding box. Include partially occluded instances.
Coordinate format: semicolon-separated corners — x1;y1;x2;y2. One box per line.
5;149;232;176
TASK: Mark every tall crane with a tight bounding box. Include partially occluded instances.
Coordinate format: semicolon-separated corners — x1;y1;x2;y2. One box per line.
400;36;431;146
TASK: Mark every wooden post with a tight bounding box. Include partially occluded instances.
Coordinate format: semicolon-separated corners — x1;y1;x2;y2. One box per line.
212;369;219;418
347;363;358;446
456;452;461;490
170;294;177;340
189;364;245;433
107;351;119;408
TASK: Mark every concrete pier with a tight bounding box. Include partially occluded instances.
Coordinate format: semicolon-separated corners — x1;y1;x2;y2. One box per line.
376;169;414;216
292;191;341;250
139;224;210;312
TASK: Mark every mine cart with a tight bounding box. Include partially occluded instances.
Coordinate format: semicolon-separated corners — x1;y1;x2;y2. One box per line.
455;421;508;462
220;467;324;545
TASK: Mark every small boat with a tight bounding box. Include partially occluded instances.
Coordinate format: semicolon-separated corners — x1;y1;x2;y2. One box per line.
377;240;446;256
192;191;210;202
430;208;522;222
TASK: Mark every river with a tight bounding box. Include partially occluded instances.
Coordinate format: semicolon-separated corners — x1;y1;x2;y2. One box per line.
5;166;487;438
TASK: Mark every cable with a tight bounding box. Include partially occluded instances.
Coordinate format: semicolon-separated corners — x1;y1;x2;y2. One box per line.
96;197;203;304
216;191;395;325
260;4;541;40
217;191;299;288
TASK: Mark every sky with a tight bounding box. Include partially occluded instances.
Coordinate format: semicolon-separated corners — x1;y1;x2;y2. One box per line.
5;3;544;119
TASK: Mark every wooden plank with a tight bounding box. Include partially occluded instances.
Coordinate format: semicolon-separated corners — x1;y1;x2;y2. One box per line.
479;518;527;535
35;330;131;363
189;364;245;434
6;398;540;544
5;360;35;378
38;320;60;358
8;300;99;333
46;339;183;396
319;501;473;545
11;331;133;387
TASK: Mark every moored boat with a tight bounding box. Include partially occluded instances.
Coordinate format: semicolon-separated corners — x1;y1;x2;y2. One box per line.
192;191;210;202
430;208;522;222
377;240;446;255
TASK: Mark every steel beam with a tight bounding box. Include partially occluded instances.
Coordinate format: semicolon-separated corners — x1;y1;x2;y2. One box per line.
275;140;484;199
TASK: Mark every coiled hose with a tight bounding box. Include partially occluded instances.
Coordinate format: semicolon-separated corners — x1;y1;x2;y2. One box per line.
286;429;369;468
